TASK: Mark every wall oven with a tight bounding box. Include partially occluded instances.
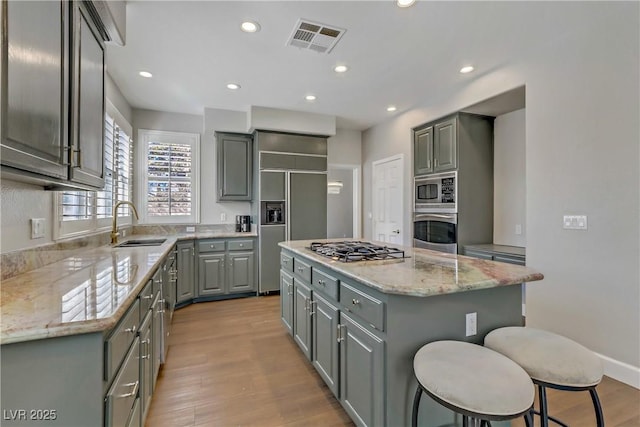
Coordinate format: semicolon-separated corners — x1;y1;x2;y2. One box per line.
413;212;457;254
414;171;457;213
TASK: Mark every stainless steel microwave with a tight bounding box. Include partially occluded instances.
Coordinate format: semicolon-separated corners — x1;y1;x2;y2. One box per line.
414;171;457;213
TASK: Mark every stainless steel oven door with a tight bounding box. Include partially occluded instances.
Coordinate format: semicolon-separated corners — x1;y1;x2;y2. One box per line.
413;213;457;254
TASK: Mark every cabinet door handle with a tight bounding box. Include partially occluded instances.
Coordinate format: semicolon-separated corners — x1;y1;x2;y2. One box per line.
352;298;360;306
427;160;431;168
337;324;345;343
142;294;153;300
309;300;316;316
117;381;139;399
192;247;195;256
287;283;293;296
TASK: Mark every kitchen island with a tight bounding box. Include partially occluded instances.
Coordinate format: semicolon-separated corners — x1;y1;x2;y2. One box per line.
278;240;543;427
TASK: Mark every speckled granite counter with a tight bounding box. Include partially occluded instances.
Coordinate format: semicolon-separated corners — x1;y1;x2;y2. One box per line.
1;232;257;345
279;239;543;297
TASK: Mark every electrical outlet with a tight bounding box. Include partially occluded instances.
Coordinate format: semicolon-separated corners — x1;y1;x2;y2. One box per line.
185;226;195;232
563;215;588;230
515;224;522;235
465;312;477;337
221;212;227;222
31;218;45;239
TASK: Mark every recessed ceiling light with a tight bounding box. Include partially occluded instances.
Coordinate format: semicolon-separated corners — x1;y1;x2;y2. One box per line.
334;65;348;73
226;83;241;90
241;21;260;33
305;95;317;101
139;71;153;78
387;105;397;112
397;0;416;7
460;65;475;74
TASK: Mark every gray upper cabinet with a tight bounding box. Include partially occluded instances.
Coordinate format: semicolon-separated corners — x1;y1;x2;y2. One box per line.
1;1;106;189
260;171;285;200
433;117;457;172
1;0;69;181
68;1;105;188
216;132;252;201
413;115;458;175
414;126;433;175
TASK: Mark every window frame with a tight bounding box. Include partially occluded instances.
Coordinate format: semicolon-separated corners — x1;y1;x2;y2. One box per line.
137;129;200;224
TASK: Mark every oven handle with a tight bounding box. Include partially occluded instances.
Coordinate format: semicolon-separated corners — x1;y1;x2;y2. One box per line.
413;213;457;223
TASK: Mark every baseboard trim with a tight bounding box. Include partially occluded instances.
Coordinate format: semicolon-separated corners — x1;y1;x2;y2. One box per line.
596;352;640;389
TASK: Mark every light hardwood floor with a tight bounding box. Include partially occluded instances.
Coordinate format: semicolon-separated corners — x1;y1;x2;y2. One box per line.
146;296;639;427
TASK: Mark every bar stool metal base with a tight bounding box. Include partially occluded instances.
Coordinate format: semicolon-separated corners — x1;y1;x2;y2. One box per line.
534;380;604;427
411;384;534;427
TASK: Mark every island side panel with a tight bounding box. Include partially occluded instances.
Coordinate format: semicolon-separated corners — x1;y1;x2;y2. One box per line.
1;332;104;426
385;285;523;427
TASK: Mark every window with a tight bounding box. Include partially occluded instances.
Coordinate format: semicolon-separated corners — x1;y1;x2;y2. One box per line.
138;130;200;224
55;102;133;238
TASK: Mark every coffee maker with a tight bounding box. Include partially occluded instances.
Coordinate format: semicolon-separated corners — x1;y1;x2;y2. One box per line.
235;215;251;232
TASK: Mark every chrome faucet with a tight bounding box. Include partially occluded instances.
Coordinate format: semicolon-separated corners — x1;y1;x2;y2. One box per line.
111;201;139;245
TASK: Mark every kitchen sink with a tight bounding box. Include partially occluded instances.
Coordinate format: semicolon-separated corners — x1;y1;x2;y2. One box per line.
115;238;167;247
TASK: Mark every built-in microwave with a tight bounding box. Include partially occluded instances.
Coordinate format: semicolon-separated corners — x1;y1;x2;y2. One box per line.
414;171;457;213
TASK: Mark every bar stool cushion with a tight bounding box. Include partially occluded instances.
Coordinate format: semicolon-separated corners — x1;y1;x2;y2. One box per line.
413;341;534;417
484;327;603;388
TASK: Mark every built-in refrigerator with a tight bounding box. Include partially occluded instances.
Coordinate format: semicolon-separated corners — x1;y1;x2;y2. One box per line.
259;170;327;293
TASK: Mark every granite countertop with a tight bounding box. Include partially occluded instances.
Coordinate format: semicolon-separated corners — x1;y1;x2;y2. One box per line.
463;243;526;257
0;232;257;345
279;240;543;297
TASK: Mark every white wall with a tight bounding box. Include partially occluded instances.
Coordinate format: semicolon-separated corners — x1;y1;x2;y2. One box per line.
328;128;362;166
362;3;639;385
494;109;526;247
327;168;354;238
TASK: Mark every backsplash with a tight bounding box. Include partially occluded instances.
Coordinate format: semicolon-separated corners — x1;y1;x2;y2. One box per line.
1;224;236;280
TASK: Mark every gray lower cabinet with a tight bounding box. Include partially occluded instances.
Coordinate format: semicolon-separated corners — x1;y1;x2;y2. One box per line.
339;311;385;427
196;239;256;297
293;279;312;360
280;270;294;335
216;132;253;201
139;312;152;423
198;253;226;296
312;292;340;397
176;241;196;303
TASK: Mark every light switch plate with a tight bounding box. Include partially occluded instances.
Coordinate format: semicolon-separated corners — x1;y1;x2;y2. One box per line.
31;218;45;239
563;215;588;230
465;312;477;337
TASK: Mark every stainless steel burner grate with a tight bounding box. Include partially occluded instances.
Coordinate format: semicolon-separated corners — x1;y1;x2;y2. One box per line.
309;241;406;262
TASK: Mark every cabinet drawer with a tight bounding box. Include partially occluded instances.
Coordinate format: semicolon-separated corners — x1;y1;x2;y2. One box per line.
139;280;154;314
105;337;140;427
493;254;525;266
293;258;312;283
105;299;140;382
198;240;226;253
464;249;494;261
281;253;294;273
126;397;141;427
340;282;385;331
228;240;254;251
311;268;339;300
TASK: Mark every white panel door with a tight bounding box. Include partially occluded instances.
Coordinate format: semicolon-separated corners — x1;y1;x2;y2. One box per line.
372;155;403;244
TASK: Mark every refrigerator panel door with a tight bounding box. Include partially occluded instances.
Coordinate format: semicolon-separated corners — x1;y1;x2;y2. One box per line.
260;171;286;201
290;173;327;240
259;225;286;293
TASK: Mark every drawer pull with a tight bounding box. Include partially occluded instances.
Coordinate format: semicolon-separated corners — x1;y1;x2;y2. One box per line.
239;243;244;247
210;244;214;248
142;294;153;300
317;279;325;286
352;298;360;306
124;325;137;334
117;381;139;399
282;259;289;264
297;267;304;272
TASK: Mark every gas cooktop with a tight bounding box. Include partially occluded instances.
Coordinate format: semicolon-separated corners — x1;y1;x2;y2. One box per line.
309;241;406;262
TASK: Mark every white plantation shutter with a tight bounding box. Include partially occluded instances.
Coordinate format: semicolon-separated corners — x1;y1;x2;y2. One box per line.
139;130;199;223
56;110;133;238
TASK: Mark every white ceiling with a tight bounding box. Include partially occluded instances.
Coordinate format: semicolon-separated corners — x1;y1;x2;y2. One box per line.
106;1;600;131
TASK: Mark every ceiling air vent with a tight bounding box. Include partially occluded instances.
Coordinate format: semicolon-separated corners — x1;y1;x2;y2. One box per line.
286;19;346;54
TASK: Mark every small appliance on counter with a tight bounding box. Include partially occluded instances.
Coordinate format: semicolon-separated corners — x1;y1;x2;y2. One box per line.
235;215;251;232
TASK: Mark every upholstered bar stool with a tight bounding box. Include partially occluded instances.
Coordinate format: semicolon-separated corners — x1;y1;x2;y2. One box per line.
412;340;534;427
485;327;604;427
